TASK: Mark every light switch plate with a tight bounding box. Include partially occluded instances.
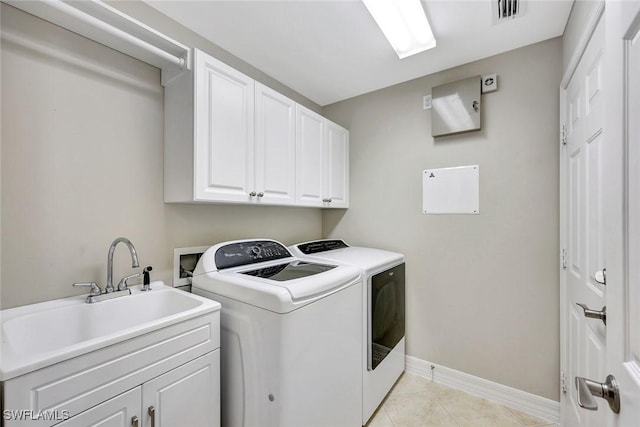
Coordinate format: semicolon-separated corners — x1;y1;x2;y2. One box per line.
423;94;432;110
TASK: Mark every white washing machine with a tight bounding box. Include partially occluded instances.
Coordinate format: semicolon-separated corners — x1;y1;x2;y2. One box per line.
289;240;405;425
192;239;363;427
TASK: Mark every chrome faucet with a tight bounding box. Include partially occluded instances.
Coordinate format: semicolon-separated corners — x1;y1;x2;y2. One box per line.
106;237;139;293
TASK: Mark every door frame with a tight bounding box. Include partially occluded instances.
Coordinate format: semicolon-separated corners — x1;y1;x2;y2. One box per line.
604;0;640;425
559;1;605;425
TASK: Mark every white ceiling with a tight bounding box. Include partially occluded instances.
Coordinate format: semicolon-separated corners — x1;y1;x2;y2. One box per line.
145;0;573;106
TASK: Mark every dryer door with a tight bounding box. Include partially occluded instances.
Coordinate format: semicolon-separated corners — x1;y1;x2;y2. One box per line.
369;263;405;370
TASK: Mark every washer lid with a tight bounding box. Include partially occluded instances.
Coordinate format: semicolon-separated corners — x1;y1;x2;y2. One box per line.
193;260;360;312
241;261;335;282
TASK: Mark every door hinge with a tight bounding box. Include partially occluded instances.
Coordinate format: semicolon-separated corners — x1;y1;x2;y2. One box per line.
561;249;567;270
561;371;568;393
561;125;567;146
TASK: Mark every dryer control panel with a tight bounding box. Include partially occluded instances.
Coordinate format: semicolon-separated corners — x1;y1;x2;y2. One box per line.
215;240;291;270
296;239;349;255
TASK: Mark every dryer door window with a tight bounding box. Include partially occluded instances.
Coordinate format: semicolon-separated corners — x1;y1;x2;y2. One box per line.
370;263;405;370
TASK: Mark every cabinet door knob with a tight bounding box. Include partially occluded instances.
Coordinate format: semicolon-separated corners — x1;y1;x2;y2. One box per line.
148;406;156;427
257;192;264;197
249;192;257;197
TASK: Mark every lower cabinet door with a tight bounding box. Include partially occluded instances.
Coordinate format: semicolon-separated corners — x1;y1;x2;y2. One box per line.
142;350;220;427
56;387;142;427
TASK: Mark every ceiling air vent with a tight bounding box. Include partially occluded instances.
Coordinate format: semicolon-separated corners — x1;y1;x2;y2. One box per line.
493;0;526;24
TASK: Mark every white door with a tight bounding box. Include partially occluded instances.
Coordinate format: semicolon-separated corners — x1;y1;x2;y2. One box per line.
255;82;296;205
194;50;255;202
142;351;220;427
604;1;640;425
57;387;141;427
561;13;607;427
295;104;325;206
325;121;349;208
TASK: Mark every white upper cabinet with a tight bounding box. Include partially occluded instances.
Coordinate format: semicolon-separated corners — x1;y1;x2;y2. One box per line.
296;105;326;206
254;82;296;205
296;105;349;208
194;50;255;203
325;121;349;208
165;49;348;208
165;50;254;203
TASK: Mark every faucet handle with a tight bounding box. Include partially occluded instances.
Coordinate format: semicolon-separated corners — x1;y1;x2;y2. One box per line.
117;272;141;291
116;272;142;291
73;282;102;297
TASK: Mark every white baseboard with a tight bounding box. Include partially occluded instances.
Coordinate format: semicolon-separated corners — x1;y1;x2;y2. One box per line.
405;355;560;424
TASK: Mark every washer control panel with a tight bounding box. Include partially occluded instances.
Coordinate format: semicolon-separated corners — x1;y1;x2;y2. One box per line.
215;240;291;270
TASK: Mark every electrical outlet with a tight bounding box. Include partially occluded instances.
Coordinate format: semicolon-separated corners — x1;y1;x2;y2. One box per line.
423;94;432;110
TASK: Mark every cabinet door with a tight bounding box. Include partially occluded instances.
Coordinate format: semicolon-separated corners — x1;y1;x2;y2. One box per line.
56;387;141;427
142;351;220;427
194;50;255;202
295;105;325;206
255;83;296;205
325;121;349;208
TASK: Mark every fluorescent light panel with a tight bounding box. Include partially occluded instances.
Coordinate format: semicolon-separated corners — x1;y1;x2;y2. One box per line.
362;0;436;59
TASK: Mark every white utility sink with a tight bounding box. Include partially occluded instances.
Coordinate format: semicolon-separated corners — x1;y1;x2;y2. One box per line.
0;282;220;380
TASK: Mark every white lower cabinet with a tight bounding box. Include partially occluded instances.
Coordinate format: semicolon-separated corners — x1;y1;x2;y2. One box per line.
142;351;220;427
58;351;219;427
56;387;141;427
2;312;221;427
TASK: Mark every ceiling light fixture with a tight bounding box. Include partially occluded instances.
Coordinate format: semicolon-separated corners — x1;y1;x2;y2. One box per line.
362;0;436;59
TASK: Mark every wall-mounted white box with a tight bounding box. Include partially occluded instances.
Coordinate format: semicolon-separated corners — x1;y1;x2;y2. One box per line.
481;74;498;93
173;246;210;286
422;165;479;214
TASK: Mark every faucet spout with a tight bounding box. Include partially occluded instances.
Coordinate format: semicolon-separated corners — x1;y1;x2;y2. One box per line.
106;237;139;293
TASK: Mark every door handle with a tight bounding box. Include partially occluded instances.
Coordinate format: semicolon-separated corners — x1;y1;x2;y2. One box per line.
575;375;620;413
595;268;606;285
131;416;139;427
148;406;156;427
576;303;606;325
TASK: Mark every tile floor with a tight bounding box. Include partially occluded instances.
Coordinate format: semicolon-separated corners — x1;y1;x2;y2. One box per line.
366;373;558;427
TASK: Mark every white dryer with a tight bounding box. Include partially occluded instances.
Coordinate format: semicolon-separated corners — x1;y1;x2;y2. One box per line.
192;239;362;427
289;240;405;425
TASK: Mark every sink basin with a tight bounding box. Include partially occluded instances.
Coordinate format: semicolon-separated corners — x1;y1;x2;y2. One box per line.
0;282;220;380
